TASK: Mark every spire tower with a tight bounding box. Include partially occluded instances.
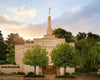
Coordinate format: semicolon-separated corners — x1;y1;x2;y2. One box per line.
46;8;52;35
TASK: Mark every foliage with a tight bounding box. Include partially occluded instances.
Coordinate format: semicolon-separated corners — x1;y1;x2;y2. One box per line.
25;39;33;43
0;72;16;75
53;28;74;42
6;33;24;49
72;72;100;77
65;72;70;75
76;32;86;40
24;75;45;77
86;44;100;70
51;43;77;74
6;48;15;64
75;38;96;56
17;72;25;75
1;66;19;68
56;75;75;78
0;41;8;61
27;72;35;75
76;32;100;41
23;45;48;75
0;60;6;65
75;68;92;73
75;38;100;70
87;32;100;41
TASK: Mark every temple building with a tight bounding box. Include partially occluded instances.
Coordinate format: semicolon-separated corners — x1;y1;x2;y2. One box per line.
15;10;75;75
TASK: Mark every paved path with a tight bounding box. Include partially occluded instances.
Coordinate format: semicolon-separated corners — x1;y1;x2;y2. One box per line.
0;75;100;80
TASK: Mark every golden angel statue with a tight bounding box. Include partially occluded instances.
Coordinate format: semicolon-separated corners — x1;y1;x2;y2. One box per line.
49;8;51;15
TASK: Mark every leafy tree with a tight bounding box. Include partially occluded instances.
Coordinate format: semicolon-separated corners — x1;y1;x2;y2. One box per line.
23;45;48;75
51;43;76;75
87;32;100;41
0;41;8;61
86;44;100;70
76;32;87;40
53;28;74;42
6;48;15;64
25;39;33;43
0;31;3;41
75;39;96;56
6;33;24;49
75;38;100;71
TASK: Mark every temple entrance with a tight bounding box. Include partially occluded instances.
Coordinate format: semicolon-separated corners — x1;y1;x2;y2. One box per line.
42;66;56;75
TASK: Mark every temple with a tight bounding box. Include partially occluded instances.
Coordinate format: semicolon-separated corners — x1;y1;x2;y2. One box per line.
15;9;74;75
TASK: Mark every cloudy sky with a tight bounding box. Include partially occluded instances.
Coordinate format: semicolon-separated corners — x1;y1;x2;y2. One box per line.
0;0;100;40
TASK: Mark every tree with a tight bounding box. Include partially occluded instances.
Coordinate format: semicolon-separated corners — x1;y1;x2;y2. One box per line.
53;28;74;42
75;39;96;56
23;45;48;75
0;41;8;61
51;43;76;75
86;44;100;70
25;39;33;43
76;32;87;40
87;32;100;41
75;38;100;71
6;48;15;64
6;33;24;49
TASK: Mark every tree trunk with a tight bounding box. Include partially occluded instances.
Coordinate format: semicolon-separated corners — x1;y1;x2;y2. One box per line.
34;65;36;75
56;67;57;76
64;67;66;75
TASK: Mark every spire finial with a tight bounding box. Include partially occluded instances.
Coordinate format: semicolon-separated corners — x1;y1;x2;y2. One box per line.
49;8;51;16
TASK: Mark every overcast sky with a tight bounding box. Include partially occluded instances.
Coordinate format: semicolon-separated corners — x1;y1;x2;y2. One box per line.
0;0;100;40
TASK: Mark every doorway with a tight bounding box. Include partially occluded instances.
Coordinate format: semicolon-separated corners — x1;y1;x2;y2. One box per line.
42;66;56;75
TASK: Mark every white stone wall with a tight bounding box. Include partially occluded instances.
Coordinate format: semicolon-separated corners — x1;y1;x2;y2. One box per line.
24;65;34;74
0;68;20;73
60;67;64;75
60;67;75;75
66;67;75;75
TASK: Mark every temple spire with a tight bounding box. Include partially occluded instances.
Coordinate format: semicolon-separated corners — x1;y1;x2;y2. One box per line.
46;8;52;35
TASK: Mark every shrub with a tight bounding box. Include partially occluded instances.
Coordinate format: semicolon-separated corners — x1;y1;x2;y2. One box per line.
24;75;45;77
8;66;11;68
28;72;34;75
1;66;20;68
1;66;7;68
13;62;16;65
11;72;16;75
75;68;91;73
17;72;25;75
0;73;6;75
72;72;99;77
0;60;6;65
65;72;70;75
56;75;75;78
